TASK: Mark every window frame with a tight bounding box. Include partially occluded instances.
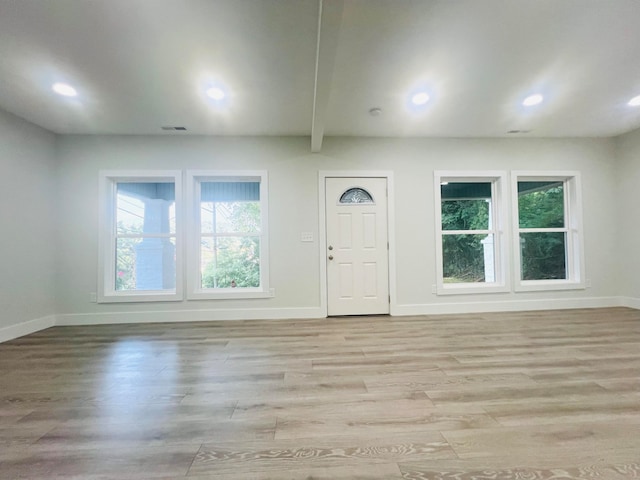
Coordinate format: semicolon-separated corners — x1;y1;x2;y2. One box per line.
186;170;271;300
434;171;509;295
98;170;183;303
511;171;585;292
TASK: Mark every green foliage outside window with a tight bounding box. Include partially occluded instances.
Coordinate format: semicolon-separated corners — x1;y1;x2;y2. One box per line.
440;181;567;284
520;232;566;280
202;237;260;288
441;199;490;282
518;183;564;229
201;202;261;289
442;199;490;231
115;222;141;291
442;234;487;283
518;184;566;280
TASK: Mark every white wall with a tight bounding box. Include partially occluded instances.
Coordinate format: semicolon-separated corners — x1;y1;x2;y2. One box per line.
54;134;620;324
55;136;323;323
615;128;640;308
0;110;57;339
321;137;620;314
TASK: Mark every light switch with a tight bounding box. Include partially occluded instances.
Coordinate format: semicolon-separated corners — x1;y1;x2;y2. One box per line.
300;232;314;242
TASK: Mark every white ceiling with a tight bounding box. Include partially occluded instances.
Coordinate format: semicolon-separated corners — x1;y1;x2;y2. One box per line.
1;0;640;151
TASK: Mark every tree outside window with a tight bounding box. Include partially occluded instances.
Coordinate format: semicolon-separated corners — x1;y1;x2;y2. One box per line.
187;172;271;300
517;181;566;280
435;173;509;295
200;199;261;288
512;172;585;292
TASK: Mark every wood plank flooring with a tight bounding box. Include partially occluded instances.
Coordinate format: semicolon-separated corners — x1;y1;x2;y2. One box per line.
0;307;639;479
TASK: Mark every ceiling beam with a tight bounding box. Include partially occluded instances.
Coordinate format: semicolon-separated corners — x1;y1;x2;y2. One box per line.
310;0;344;153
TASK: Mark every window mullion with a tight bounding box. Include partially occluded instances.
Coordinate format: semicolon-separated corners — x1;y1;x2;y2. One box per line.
442;230;493;235
518;227;568;233
116;233;176;239
200;232;261;237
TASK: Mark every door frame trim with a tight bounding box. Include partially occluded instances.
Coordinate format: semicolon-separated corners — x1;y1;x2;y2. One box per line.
318;171;397;317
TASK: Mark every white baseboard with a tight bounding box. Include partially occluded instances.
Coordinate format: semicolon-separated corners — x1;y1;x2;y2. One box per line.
55;306;325;326
392;296;623;316
0;315;56;343
2;297;637;343
620;296;640;310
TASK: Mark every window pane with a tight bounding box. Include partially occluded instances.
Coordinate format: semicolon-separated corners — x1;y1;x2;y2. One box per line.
201;202;260;234
201;236;260;288
201;181;260;202
340;187;374;204
441;182;491;200
116;237;176;291
116;183;175;235
441;200;491;230
518;181;564;228
442;234;495;283
520;232;566;280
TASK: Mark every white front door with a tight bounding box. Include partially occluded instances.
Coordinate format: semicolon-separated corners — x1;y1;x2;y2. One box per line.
325;177;389;316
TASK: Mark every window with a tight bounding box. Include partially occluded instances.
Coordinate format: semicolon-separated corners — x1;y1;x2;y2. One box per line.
98;171;183;302
187;171;270;299
434;172;509;295
512;172;585;291
340;187;374;204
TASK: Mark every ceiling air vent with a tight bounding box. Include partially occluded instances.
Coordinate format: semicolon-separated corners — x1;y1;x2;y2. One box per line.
161;126;187;131
507;129;531;134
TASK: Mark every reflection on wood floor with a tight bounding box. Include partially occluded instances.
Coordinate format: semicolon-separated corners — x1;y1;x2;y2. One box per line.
1;307;639;479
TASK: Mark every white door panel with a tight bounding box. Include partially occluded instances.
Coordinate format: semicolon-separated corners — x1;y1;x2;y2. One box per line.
326;177;389;316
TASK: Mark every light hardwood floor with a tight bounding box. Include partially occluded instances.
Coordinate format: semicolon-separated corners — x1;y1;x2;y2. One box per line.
1;307;640;479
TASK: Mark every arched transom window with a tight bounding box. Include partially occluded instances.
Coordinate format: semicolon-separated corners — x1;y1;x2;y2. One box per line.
339;187;374;204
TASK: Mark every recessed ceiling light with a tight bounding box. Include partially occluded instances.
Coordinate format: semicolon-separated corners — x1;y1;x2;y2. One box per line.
628;95;640;106
206;86;226;101
368;107;382;116
522;94;543;107
411;92;430;106
52;82;77;97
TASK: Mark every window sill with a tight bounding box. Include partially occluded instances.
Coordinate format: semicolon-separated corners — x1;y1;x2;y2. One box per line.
187;288;275;300
98;291;183;303
515;280;585;292
436;283;509;296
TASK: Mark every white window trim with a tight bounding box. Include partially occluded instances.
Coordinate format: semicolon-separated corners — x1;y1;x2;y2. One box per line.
434;171;510;295
186;170;272;300
511;171;585;292
98;170;183;303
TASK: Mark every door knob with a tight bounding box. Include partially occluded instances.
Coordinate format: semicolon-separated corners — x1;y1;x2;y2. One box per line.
328;245;333;250
328;255;334;260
